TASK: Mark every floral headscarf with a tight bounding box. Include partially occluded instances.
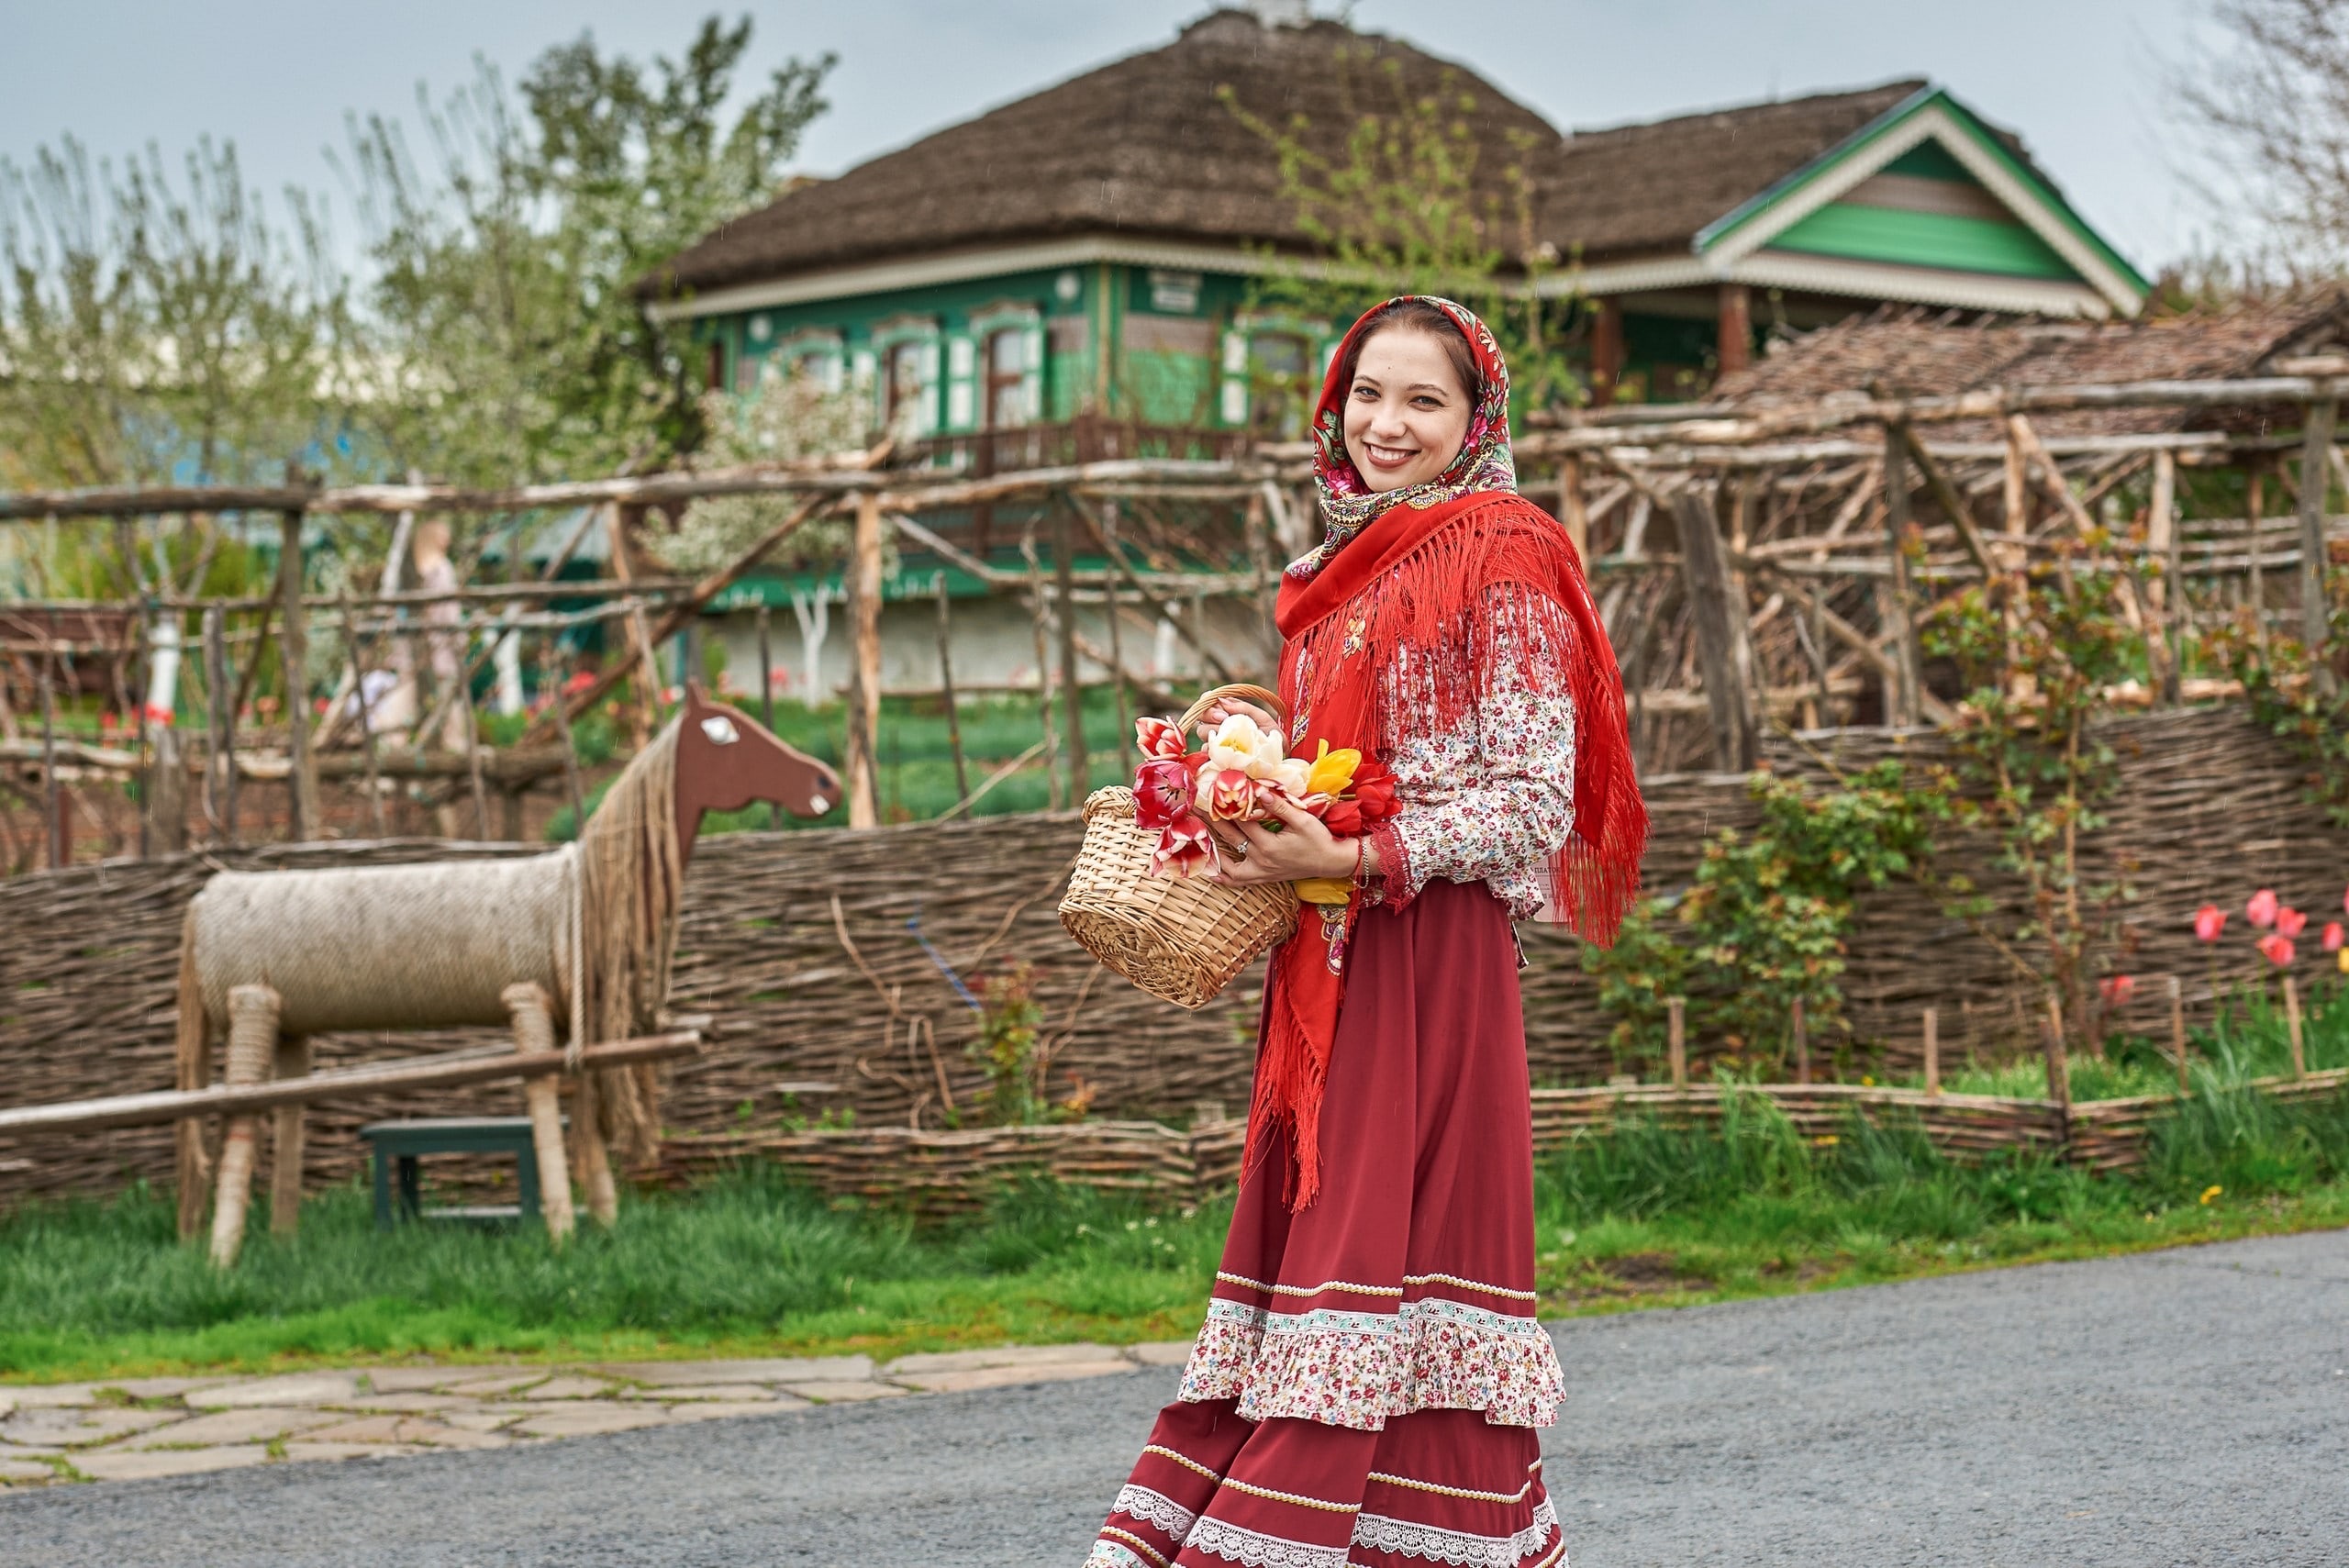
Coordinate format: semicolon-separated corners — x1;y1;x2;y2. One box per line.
1292;295;1519;581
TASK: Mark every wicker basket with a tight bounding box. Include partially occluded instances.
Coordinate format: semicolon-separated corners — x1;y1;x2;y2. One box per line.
1059;684;1301;1009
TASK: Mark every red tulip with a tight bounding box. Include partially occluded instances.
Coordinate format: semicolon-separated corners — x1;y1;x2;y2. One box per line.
2099;974;2137;1006
1132;759;1195;830
2324;922;2345;953
1135;716;1186;761
1206;769;1261;822
1349;759;1399;824
2193;905;2227;942
2256;932;2296;967
1151;817;1219;879
2247;888;2279;929
1318;798;1364;836
2277;906;2309;938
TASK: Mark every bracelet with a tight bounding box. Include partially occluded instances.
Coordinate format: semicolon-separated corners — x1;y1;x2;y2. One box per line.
1353;836;1369;884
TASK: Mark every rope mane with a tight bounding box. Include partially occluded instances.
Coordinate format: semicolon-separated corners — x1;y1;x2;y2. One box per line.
573;717;683;1161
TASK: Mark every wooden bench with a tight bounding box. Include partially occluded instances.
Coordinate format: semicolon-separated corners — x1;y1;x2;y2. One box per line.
361;1118;555;1230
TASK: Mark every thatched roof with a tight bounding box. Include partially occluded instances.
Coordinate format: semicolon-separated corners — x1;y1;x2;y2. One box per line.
1711;293;2349;437
649;13;1991;296
651;11;1558;295
1536;80;1928;259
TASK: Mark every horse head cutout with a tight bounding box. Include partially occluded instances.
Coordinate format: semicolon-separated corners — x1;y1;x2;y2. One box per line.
673;684;841;866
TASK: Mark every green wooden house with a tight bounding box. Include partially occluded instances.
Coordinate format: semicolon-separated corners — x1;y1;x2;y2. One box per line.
647;7;2147;442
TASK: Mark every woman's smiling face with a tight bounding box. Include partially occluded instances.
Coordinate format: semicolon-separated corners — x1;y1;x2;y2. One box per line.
1341;327;1474;494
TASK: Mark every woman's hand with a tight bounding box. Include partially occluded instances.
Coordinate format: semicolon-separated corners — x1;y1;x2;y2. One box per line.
1197;694;1279;737
1210;791;1359;885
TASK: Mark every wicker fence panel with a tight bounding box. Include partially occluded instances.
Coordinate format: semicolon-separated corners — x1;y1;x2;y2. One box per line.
2;709;2342;1209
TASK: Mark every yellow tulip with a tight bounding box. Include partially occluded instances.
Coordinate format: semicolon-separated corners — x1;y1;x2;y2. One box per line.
1304;740;1361;798
1295;876;1353;906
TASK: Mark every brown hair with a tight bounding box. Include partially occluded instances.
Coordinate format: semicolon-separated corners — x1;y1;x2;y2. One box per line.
1337;299;1481;407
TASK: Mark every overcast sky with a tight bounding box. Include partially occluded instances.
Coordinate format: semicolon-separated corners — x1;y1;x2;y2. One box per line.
0;0;2223;275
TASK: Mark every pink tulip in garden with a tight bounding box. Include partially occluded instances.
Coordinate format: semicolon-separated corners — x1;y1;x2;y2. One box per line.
2256;931;2296;967
2246;888;2279;929
2193;905;2227;942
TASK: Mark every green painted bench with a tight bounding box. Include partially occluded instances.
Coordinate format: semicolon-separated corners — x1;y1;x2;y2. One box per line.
361;1118;554;1230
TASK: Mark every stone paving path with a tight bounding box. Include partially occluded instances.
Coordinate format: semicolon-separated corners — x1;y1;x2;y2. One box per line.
0;1340;1191;1487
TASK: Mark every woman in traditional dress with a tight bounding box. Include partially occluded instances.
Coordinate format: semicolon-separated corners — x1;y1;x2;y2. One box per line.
1078;296;1646;1568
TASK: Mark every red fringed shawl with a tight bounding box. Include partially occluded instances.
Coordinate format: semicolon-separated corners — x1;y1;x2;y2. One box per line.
1245;297;1647;1208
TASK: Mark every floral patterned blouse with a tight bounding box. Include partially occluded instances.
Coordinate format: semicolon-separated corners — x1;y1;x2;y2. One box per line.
1365;586;1579;919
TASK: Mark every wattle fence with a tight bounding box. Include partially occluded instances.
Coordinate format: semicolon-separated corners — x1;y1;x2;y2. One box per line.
2;707;2343;1211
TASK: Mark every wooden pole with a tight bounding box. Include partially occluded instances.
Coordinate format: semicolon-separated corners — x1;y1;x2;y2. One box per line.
1558;453;1589;564
206;607;239;843
1055;504;1089;806
208;983;280;1267
1922;1006;1941;1096
146;712;188;855
2170;973;2190;1095
756;600;778;828
268;1034;310;1236
339;595;387;838
2043;994;2072;1115
2150;449;2180;702
542;636;587;835
1101;501;1130;757
459;676;491;839
1666;995;1687;1090
2248;460;2269;652
2298;399;2338;696
608;502;663;749
503;983;576;1243
39;653;64;869
1590;298;1624;407
843;491;884;828
935;574;969;803
1792;995;1809;1085
2285;973;2307;1081
1715;283;1753;377
278;506;320;841
0;1032;702;1139
1879;425;1924;727
1670;486;1758;771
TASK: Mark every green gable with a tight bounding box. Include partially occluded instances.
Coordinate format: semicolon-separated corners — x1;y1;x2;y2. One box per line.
1770;204;2077;280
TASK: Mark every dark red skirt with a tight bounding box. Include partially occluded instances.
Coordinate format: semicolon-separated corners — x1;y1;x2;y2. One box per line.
1084;879;1566;1568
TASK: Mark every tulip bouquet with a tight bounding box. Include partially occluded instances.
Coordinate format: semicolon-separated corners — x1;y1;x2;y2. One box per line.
1131;710;1397;899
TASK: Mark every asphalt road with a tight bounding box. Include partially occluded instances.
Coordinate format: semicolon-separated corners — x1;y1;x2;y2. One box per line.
6;1229;2345;1567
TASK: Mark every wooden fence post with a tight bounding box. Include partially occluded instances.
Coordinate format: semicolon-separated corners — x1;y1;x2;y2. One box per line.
1879;425;1925;727
146;720;188;854
208;984;280;1267
1666;996;1687;1091
2043;994;2072;1117
2299;398;2338;698
1670;486;1757;771
39;653;64;869
933;576;970;803
757;600;779;828
269;1035;311;1236
1792;995;1809;1085
1922;1006;1940;1096
1558;454;1589;563
843;491;884;828
2169;974;2190;1095
1055;504;1089;806
278;506;320;841
503;983;575;1243
2149;449;2180;704
205;606;237;844
2285;973;2307;1081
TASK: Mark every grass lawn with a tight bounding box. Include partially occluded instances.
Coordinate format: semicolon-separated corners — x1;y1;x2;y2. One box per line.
7;1066;2349;1385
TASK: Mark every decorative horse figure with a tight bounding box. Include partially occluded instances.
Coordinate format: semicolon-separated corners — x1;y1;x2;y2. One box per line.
173;685;839;1262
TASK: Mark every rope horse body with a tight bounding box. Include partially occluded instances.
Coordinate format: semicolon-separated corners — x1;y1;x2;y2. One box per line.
173;685;839;1262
